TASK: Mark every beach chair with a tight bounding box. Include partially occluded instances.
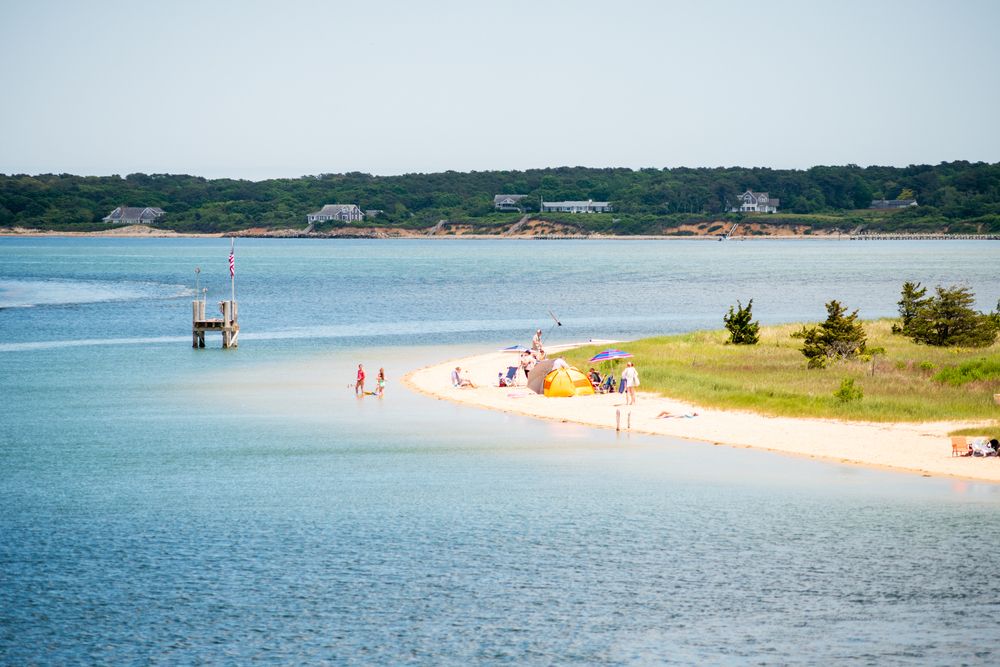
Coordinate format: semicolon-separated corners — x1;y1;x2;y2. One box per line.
950;436;969;457
596;374;615;394
499;366;520;387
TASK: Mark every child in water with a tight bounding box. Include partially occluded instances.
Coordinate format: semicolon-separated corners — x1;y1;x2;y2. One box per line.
376;368;386;397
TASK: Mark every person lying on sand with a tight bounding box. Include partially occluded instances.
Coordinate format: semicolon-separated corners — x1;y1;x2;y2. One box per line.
656;411;699;419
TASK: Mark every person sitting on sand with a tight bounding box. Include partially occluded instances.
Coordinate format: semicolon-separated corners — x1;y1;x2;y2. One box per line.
451;366;476;388
552;357;569;370
588;367;602;386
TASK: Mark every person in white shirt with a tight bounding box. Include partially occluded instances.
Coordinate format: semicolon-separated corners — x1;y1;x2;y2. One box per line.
451;366;475;388
621;361;639;405
532;329;543;351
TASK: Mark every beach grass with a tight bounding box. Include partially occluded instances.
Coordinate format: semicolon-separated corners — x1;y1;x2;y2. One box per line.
563;320;1000;423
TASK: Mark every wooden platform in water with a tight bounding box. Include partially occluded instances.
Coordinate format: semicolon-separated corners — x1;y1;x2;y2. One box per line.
192;300;239;348
193;318;230;331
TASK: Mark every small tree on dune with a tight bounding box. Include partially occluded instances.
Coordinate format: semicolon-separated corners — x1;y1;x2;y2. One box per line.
905;284;998;347
894;281;929;335
792;300;868;368
723;299;760;345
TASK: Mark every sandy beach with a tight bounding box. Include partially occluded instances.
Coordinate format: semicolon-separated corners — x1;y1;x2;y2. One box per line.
0;225;223;238
405;347;1000;484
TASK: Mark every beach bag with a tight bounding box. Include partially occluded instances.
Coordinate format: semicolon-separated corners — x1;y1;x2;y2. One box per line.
618;377;626;393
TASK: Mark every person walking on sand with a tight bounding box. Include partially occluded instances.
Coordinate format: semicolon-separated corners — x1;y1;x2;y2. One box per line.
621;361;639;405
355;364;366;396
376;368;386;397
532;329;543;351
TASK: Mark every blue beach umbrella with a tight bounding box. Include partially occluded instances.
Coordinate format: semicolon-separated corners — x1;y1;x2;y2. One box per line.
588;349;633;363
500;344;530;352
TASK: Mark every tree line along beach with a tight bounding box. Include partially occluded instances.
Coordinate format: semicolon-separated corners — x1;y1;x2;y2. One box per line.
3;162;1000;237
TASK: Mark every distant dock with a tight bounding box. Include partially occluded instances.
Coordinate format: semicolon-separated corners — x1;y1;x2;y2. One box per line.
850;233;1000;241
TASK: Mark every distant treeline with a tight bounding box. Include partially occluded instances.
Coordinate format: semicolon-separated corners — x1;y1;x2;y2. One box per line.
1;162;999;233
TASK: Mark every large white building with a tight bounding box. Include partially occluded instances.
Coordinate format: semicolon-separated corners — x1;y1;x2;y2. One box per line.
306;204;364;223
540;200;612;213
730;190;779;213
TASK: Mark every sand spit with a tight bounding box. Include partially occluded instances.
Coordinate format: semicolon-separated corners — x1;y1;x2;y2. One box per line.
405;348;1000;484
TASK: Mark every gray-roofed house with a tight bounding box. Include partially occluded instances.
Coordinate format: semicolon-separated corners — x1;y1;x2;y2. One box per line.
306;204;365;223
102;206;166;225
729;190;779;213
540;200;612;213
870;199;918;209
494;194;528;211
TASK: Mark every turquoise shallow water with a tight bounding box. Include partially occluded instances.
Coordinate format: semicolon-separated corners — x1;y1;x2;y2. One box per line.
2;238;1000;664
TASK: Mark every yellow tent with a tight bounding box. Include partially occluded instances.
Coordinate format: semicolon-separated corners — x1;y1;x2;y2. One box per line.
543;367;595;397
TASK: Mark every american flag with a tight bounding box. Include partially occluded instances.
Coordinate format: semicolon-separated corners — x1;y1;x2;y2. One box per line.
229;244;235;279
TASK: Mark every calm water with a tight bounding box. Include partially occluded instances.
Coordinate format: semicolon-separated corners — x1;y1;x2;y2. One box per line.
2;238;999;665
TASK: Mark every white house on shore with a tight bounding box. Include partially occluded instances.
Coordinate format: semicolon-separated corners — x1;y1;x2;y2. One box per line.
730;190;779;213
540;200;612;213
102;206;166;225
494;194;527;211
306;204;364;223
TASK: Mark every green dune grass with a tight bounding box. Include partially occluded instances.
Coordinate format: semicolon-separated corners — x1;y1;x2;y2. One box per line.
563;320;1000;424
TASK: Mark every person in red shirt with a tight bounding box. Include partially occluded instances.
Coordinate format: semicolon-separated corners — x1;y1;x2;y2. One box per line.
355;364;366;396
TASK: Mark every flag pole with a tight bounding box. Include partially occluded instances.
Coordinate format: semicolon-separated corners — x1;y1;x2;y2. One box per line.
230;238;236;305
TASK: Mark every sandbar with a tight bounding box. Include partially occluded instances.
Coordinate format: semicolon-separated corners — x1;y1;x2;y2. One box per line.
404;347;1000;483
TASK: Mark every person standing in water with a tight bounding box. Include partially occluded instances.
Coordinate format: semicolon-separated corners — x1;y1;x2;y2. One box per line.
376;368;386;397
355;364;366;396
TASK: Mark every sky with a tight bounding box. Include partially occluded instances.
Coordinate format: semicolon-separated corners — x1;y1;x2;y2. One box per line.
1;0;999;180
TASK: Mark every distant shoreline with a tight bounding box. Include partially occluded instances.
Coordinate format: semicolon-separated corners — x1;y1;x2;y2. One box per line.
0;225;869;240
2;225;994;241
0;225;223;238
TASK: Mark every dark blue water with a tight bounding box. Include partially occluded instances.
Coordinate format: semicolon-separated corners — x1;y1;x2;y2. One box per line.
2;238;999;665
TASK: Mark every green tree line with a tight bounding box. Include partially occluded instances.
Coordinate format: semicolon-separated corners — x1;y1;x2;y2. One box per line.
2;161;999;233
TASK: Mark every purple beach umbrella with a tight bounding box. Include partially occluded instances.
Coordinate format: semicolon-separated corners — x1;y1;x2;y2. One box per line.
588;349;633;363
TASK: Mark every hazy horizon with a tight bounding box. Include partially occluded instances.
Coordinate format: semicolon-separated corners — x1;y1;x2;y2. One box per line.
2;0;999;180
